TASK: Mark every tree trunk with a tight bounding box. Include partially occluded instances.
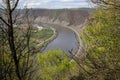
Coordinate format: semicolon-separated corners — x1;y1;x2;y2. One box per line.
6;0;21;80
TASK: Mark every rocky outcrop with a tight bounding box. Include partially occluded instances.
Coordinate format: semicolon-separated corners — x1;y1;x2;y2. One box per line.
29;9;90;26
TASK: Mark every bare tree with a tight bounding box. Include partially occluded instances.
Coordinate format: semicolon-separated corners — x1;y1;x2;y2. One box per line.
0;0;38;80
91;0;120;9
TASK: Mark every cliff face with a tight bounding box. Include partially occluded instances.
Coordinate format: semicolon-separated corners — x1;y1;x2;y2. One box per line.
29;9;90;26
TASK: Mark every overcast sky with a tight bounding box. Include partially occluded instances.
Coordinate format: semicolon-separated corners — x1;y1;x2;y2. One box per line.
18;0;94;9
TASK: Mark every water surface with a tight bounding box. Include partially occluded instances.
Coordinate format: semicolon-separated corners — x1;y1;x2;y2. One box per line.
43;26;78;53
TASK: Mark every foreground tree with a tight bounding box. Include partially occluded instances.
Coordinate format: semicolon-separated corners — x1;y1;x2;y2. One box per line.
72;0;120;80
37;50;79;80
91;0;120;9
0;0;37;80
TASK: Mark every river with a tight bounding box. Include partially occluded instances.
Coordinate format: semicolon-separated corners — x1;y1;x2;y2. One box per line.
42;26;78;53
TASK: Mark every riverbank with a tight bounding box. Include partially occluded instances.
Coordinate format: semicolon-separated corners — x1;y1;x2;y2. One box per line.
68;26;86;59
38;23;86;59
36;27;57;52
60;26;82;56
40;24;78;53
48;23;86;59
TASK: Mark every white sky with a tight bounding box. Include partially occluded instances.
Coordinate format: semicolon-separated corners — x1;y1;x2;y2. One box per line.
19;0;94;9
0;0;95;9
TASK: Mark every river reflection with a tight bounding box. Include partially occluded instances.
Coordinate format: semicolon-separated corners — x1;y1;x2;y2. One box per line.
42;26;78;53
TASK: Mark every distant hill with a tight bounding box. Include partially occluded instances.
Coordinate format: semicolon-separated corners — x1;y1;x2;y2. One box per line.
26;8;94;26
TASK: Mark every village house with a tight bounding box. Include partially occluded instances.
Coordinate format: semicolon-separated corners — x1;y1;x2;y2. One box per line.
33;24;43;32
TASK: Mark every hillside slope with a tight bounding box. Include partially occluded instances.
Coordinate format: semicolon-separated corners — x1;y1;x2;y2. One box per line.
29;9;90;26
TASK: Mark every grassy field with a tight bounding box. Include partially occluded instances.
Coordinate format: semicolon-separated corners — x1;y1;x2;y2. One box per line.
32;28;53;40
30;28;54;49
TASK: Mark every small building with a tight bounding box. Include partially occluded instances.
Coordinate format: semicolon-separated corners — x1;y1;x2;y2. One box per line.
33;24;43;31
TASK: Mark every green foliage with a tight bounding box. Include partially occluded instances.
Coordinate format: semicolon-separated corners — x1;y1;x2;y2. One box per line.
29;28;54;50
80;7;120;80
32;28;53;40
37;50;78;80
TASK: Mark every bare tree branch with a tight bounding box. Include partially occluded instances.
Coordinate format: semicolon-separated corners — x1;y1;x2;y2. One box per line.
11;0;19;12
91;0;120;9
0;17;10;26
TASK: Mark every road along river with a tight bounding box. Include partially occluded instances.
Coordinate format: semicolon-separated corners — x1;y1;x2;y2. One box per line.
42;25;79;53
